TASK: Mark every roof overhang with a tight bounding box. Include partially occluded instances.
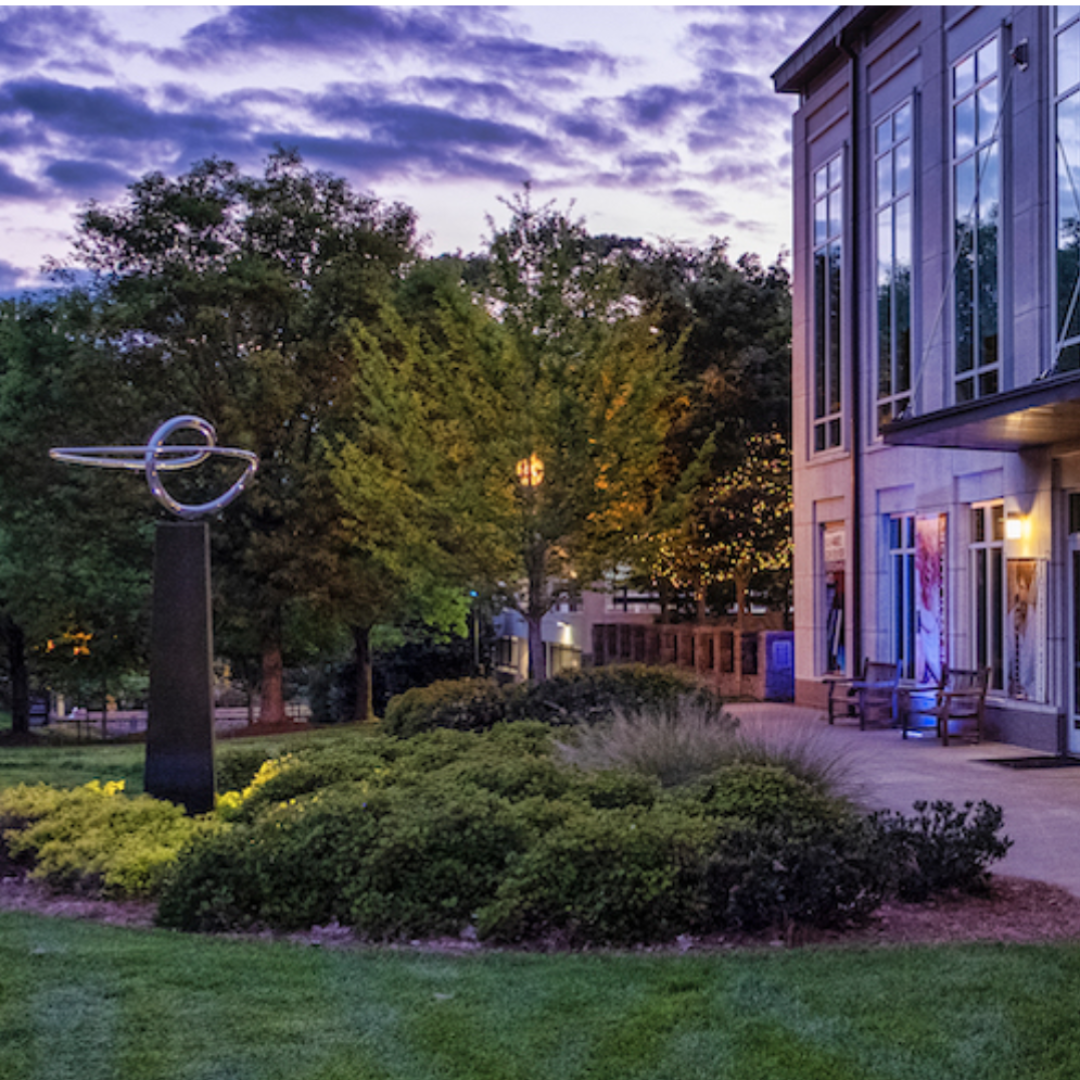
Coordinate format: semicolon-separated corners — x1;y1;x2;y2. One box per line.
882;370;1080;451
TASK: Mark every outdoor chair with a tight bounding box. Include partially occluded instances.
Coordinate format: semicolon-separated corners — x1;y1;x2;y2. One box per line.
912;665;991;745
827;659;901;728
851;659;902;729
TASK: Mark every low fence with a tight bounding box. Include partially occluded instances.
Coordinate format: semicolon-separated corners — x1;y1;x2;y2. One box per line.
591;623;794;701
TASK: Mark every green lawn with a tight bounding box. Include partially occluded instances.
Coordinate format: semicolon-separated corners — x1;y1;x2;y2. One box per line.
2;911;1079;1080
0;724;370;794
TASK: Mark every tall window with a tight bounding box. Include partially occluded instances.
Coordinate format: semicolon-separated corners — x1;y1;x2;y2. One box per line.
952;37;1000;402
970;502;1004;691
889;514;916;679
813;156;843;451
1056;9;1080;371
875;102;913;431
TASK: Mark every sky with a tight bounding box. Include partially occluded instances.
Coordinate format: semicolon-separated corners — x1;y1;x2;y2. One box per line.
0;4;830;296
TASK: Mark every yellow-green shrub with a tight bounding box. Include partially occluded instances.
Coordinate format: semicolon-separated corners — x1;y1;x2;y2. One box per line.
1;780;212;897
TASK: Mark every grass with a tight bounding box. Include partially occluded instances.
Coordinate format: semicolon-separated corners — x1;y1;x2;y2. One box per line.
0;725;372;794
2;911;1080;1079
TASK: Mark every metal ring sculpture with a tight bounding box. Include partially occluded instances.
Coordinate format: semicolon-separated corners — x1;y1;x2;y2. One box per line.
50;415;259;520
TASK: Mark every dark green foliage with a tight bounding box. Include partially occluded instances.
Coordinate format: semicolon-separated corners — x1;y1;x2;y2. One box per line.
703;816;892;933
698;763;846;828
874;799;1014;901
508;665;722;726
382;665;721;737
214;747;274;794
477;803;713;945
382;677;508;737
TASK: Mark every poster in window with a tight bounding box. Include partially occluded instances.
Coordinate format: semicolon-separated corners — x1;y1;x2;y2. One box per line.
1007;558;1045;702
823;524;845;673
915;514;947;684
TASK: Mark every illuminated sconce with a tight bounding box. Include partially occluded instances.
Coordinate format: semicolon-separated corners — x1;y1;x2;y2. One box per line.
516;453;544;488
1005;513;1024;541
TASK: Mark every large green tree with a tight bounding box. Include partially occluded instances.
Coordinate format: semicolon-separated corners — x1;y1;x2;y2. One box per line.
627;240;792;616
334;196;680;680
0;292;152;733
59;150;417;722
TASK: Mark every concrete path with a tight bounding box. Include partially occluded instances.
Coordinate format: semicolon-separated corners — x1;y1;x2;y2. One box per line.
729;702;1080;897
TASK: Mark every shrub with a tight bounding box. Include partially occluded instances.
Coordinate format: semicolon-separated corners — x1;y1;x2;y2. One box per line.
383;678;508;737
1;781;209;898
555;702;739;788
874;799;1013;901
703;815;893;933
215;747;275;794
699;763;851;828
508;665;721;727
478;803;714;945
158;784;386;932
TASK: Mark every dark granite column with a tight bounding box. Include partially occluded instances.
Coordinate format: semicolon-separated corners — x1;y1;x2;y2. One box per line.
144;521;215;814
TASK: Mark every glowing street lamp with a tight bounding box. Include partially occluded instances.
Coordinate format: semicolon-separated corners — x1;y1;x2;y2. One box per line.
516;453;544;488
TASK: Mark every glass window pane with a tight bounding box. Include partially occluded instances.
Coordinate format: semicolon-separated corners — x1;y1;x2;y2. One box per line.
977;82;999;144
955;53;975;97
828;190;842;238
1059;22;1080;95
828;156;842;191
875;116;892;155
829;241;842;412
815;167;827;199
895;197;912;391
991;504;1005;541
815;194;828;246
876;155;893;206
954;96;976;158
895;140;911;196
1059;7;1080;29
814;251;826;418
973;506;985;542
977;39;998;81
878;209;893;396
894;102;912;143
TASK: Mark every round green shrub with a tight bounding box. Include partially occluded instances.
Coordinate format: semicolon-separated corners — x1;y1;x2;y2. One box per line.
700;763;849;828
477;803;713;945
383;678;508;737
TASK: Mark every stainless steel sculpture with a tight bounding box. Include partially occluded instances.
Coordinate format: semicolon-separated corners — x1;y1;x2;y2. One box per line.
50;414;258;519
50;415;258;814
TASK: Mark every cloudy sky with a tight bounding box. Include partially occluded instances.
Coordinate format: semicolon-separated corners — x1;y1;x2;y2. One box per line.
0;4;829;296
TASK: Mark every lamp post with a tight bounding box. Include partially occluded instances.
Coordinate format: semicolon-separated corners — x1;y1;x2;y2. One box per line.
517;453;547;681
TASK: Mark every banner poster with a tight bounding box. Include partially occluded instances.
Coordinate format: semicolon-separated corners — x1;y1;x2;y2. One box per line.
823;524;845;674
915;513;947;685
1007;558;1046;702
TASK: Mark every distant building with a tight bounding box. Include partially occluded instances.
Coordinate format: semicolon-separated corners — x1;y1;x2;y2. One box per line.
775;6;1080;750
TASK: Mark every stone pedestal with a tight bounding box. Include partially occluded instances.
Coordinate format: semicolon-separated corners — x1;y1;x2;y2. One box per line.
144;521;215;814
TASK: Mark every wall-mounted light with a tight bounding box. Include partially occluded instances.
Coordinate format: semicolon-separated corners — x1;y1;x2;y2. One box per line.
1006;513;1024;541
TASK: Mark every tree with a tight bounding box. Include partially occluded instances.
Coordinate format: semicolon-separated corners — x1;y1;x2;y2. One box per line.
627;240;792;615
333;195;680;680
0;293;153;733
649;431;792;632
59;150;418;722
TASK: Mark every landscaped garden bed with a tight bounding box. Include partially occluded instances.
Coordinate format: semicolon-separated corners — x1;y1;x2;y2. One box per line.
0;669;1017;951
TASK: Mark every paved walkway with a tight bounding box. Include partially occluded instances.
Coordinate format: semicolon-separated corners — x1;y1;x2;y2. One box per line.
729;702;1080;897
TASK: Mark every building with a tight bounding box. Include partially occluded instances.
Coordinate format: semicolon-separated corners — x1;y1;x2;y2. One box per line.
775;6;1080;751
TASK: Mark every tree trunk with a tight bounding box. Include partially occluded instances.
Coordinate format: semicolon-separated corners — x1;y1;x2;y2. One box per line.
527;611;547;682
258;614;286;725
352;624;373;723
734;573;748;686
7;619;29;736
